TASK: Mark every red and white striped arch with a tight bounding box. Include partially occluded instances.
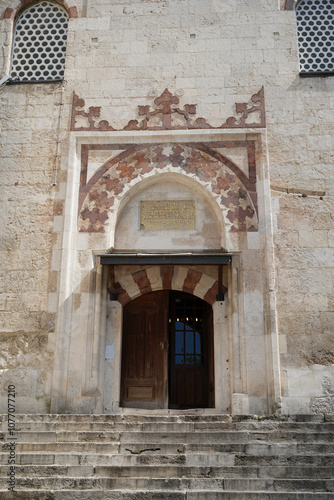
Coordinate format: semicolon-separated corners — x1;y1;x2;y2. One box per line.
109;265;227;306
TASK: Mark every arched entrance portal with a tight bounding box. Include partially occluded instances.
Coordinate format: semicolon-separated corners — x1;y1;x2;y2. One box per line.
120;290;214;410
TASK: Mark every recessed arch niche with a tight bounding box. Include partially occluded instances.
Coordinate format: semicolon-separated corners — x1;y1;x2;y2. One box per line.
113;172;226;252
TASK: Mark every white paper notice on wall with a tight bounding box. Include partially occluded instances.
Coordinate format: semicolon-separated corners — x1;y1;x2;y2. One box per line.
105;345;115;359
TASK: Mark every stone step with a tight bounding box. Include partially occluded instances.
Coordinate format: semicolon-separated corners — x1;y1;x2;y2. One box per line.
235;454;334;466
246;442;334;455
2;430;251;443
5;441;247;454
3;429;334;444
1;451;334;467
0;410;334;424
4;441;120;453
0;491;333;500
234;422;334;432
0;413;231;424
3;420;334;432
0;452;236;466
1;464;334;480
248;431;334;443
0;474;333;491
1;414;333;498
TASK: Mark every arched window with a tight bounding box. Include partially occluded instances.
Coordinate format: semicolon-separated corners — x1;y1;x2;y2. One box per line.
296;0;334;76
10;1;69;83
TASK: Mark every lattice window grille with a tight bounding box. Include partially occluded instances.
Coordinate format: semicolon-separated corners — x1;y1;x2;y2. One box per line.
10;1;69;83
296;0;334;75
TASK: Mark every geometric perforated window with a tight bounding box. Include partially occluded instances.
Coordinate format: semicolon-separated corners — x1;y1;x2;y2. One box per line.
10;1;69;83
296;0;334;76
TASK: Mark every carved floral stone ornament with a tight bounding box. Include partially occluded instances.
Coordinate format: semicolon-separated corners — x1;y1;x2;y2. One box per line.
71;87;266;132
78;142;259;234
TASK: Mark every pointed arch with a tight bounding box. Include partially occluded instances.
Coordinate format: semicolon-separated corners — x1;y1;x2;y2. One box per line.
78;143;258;234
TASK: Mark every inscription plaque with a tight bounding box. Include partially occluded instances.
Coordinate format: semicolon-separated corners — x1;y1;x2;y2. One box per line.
140;200;196;231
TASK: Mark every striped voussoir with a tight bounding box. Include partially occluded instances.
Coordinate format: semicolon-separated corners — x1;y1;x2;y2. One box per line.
110;265;227;305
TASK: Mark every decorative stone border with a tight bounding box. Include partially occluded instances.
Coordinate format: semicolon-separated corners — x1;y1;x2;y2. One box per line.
71;88;266;132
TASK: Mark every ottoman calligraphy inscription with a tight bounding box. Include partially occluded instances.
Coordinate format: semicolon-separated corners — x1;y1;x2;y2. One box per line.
140;200;196;231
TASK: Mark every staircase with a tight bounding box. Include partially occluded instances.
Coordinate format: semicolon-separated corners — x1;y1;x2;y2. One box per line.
1;413;334;499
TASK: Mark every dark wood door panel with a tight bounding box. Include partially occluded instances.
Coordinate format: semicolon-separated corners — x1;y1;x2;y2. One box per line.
121;291;168;409
169;291;214;409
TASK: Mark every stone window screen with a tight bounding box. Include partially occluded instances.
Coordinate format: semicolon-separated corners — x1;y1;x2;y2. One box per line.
10;1;69;83
296;0;334;76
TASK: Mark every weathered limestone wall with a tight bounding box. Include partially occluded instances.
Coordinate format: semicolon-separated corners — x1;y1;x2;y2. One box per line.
0;82;69;412
0;0;333;414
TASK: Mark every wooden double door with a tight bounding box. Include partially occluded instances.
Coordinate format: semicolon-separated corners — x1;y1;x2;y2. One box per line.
120;290;214;409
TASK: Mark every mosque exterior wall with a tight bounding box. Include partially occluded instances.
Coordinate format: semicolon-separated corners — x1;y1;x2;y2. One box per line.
0;0;333;415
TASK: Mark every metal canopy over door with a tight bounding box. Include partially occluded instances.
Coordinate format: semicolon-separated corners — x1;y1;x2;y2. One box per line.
120;290;214;409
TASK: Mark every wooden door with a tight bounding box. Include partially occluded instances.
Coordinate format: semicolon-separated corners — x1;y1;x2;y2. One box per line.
169;291;214;409
120;290;214;409
120;291;168;408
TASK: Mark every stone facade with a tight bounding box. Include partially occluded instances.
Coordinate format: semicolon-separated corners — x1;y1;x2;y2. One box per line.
0;0;333;415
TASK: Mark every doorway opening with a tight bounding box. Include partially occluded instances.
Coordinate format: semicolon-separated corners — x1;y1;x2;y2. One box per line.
120;290;214;410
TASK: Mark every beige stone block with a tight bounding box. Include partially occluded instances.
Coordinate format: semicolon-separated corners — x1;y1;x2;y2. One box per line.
86;17;111;31
299;230;328;248
244;271;262;294
77;250;94;270
116;273;139;298
328;230;334;248
246;232;260;251
76;233;89;251
280;370;288;396
247;370;268;398
281;396;311;414
287;368;317;398
320;311;334;334
193;274;216;299
172;266;189;291
232;393;249;415
50;250;62;272
312;248;334;268
53;216;64;233
88;233;109;252
66;371;82;398
146;266;163;291
244;336;266;374
279;334;287;354
278;311;307;336
303;293;328;312
130;40;148;54
0;294;6;311
127;52;150;67
48;293;59;314
213;301;227;325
